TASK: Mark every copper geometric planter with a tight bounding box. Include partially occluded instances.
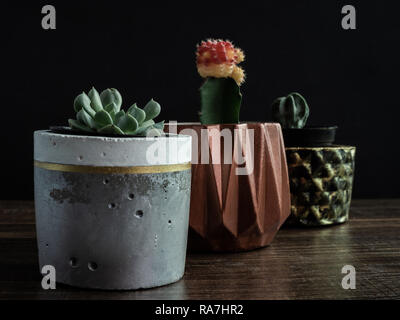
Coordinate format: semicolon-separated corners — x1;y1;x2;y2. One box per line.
166;122;290;252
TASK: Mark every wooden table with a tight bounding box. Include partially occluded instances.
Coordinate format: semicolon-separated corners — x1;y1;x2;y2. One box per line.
0;199;399;300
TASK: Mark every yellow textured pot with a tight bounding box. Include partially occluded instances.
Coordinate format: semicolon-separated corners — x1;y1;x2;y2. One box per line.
285;145;356;226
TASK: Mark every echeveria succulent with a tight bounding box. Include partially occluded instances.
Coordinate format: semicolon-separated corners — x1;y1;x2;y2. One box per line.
271;92;310;129
69;87;164;136
196;39;245;124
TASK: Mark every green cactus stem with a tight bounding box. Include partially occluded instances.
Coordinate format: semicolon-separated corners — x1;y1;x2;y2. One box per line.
199;78;242;125
68;87;164;136
271;92;310;129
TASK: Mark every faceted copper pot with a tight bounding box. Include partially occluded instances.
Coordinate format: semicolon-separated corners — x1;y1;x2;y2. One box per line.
165;123;290;252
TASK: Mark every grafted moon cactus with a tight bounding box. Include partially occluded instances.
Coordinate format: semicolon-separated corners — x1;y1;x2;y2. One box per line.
196;39;245;124
69;87;164;136
271;92;310;129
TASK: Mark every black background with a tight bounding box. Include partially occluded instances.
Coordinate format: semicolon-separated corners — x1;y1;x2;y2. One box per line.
2;0;399;199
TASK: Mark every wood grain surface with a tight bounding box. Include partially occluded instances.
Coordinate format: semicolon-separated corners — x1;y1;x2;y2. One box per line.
0;199;399;300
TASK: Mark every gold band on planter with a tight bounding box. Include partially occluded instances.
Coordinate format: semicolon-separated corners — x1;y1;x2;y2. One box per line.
34;160;191;174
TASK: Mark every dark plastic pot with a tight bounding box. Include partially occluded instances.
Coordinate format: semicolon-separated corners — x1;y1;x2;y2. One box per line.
282;126;338;147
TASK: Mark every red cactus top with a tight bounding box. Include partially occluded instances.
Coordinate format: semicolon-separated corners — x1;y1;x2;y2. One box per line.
196;39;245;85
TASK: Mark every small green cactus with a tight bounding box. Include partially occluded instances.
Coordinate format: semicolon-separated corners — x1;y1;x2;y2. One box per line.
199;78;242;124
68;87;164;136
271;92;310;129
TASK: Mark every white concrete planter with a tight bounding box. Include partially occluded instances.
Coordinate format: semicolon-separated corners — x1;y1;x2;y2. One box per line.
34;130;192;290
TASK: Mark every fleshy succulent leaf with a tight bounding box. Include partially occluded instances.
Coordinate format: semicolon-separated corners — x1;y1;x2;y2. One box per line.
77;109;96;129
143;99;161;121
88;87;103;112
127;103;146;124
68;119;94;132
82;104;96;118
144;127;162;137
153;121;165;130
199;78;241;124
104;102;117;113
73;92;91;113
117;114;138;133
98;124;125;135
115;110;125;124
94;109;113;127
127;103;138;114
100;88;122;112
142;119;155;126
109;110;117;122
134;119;155;135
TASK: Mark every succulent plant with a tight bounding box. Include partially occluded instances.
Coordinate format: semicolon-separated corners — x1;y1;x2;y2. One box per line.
271;92;310;129
68;87;164;136
196;39;245;124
